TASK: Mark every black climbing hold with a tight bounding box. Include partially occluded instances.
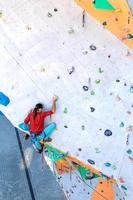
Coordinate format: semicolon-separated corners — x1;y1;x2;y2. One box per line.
90;45;96;51
67;66;75;75
87;159;95;165
103;21;107;26
58;176;62;180
116;80;120;82
82;51;88;55
90;107;95;112
57;76;60;79
71;161;80;167
104;129;112;136
124;83;127;86
64;125;68;128
83;85;89;91
81;125;85;130
108;54;111;58
78;148;82;151
47;12;52;17
54;8;58;12
70;189;74;194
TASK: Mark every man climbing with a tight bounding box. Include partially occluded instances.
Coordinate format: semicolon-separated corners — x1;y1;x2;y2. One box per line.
24;95;58;153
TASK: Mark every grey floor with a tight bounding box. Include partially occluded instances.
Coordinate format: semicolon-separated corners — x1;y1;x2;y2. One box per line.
0;115;65;200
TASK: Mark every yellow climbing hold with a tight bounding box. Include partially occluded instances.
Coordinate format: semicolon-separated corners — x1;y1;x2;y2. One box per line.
39;66;45;72
0;11;3;18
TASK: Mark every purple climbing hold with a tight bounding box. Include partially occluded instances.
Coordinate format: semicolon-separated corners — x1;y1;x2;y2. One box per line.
104;129;112;136
87;159;95;165
0;92;10;106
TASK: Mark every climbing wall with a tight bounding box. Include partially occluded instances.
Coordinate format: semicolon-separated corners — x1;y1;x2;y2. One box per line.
128;0;133;11
75;0;133;48
0;0;133;199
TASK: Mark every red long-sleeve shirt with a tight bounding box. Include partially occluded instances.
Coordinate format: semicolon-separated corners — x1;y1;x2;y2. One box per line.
24;111;53;133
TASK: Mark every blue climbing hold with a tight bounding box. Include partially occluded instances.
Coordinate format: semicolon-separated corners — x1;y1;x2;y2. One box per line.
127;149;132;154
104;129;112;136
130;86;133;93
19;123;29;131
104;162;111;167
0;92;10;106
120;122;124;127
127;34;133;39
121;185;127;190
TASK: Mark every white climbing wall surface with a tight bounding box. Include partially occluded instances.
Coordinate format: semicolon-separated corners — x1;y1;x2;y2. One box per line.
128;0;133;10
0;0;133;200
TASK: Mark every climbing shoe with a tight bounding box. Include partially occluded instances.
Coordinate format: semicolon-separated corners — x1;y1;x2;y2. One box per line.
44;137;52;142
32;141;43;154
24;134;30;140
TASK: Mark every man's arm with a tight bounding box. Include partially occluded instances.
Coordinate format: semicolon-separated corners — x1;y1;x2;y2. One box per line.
51;95;58;114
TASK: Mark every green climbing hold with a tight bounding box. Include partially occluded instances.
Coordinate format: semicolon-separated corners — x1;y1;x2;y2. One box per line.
93;0;115;11
95;79;101;84
77;166;99;180
63;107;68;114
124;192;127;196
90;90;95;95
95;148;101;153
111;165;117;170
46;144;68;161
98;67;104;73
